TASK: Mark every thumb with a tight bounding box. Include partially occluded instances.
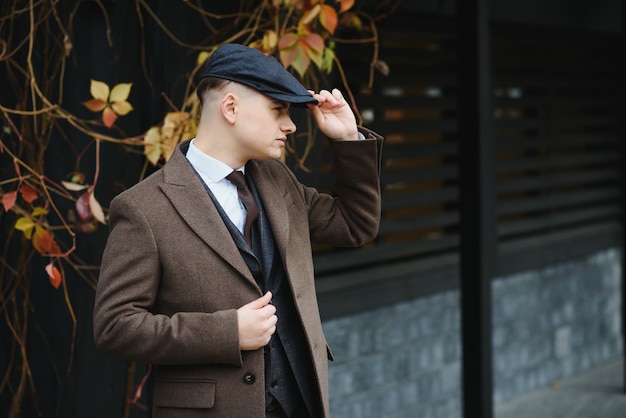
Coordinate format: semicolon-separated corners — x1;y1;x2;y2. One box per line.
245;291;272;310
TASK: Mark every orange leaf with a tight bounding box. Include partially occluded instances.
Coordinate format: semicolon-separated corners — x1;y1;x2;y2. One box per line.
2;190;17;211
102;107;117;128
301;4;321;25
319;5;338;34
33;226;61;256
83;98;107;112
20;184;38;203
338;0;355;13
45;261;62;289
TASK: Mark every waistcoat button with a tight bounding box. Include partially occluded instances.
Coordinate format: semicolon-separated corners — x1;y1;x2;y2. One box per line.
243;372;256;384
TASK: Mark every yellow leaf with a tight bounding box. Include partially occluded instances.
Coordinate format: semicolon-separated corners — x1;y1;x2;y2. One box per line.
15;217;35;238
89;191;106;224
31;207;49;217
144;127;162;165
90;79;110;101
309;46;325;70
321;47;335;73
197;51;210;65
262;30;278;52
111;100;133;116
161;112;193;161
110;82;132;102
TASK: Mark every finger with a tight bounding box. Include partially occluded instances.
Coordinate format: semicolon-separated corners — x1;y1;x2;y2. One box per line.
243;291;272;310
331;88;344;101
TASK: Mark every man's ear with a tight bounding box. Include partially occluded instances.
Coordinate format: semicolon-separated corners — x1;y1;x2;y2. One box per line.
220;92;237;124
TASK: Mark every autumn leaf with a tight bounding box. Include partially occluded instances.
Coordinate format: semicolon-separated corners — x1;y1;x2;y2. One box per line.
110;83;132;103
83;79;133;128
161;112;193;161
45;261;62;289
90;79;110;101
197;51;210;65
89;191;106;224
301;4;321;25
32;226;61;256
76;192;92;222
32;207;48;217
279;32;325;77
15;217;35;239
319;4;338;34
61;181;89;191
2;190;17;212
102;107;118;128
339;12;363;30
20;184;38;203
144;126;162;165
338;0;355;13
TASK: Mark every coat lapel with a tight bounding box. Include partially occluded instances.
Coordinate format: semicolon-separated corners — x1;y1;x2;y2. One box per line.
158;143;257;287
247;161;290;259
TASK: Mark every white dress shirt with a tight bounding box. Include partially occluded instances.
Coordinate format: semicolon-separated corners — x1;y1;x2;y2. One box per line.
185;139;247;234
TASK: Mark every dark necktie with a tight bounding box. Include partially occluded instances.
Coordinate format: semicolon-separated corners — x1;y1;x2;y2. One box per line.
226;170;259;246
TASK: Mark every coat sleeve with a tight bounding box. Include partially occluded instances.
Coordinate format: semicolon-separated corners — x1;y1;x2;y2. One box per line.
93;192;242;367
293;127;384;247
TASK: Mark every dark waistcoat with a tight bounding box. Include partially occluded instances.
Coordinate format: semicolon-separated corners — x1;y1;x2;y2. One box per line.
197;170;320;417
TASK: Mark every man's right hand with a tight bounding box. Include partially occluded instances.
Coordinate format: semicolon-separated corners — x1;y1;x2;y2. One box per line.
237;292;277;350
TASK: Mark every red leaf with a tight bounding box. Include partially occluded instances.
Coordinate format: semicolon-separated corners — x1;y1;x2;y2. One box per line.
2;190;17;212
45;261;62;289
20;184;38;203
102;107;118;128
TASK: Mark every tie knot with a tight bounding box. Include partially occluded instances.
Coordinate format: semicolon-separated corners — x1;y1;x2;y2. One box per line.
226;170;246;188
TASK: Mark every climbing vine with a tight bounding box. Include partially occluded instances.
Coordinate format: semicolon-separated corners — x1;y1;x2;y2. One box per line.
0;0;396;415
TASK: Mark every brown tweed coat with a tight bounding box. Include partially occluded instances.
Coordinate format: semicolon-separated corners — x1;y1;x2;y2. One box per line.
93;129;383;417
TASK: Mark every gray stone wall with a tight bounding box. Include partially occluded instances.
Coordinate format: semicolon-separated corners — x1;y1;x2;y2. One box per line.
322;248;623;418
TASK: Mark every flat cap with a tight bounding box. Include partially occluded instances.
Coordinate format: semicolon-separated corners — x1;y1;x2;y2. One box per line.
201;43;317;106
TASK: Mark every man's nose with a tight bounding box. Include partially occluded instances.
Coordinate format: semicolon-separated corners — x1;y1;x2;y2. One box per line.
281;117;296;134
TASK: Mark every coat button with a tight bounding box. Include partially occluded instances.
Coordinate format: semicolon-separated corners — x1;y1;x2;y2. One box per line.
243;372;256;384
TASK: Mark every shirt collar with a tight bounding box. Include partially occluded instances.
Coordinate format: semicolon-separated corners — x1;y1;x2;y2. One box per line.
187;138;245;182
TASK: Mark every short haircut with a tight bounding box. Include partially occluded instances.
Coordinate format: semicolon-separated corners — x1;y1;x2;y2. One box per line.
196;77;231;105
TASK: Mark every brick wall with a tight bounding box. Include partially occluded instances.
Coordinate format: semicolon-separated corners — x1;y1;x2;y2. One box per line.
322;248;623;418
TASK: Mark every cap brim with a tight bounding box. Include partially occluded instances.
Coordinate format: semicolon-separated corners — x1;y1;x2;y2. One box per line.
266;92;318;107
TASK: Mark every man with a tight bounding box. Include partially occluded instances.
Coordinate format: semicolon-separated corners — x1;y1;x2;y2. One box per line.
93;43;383;417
